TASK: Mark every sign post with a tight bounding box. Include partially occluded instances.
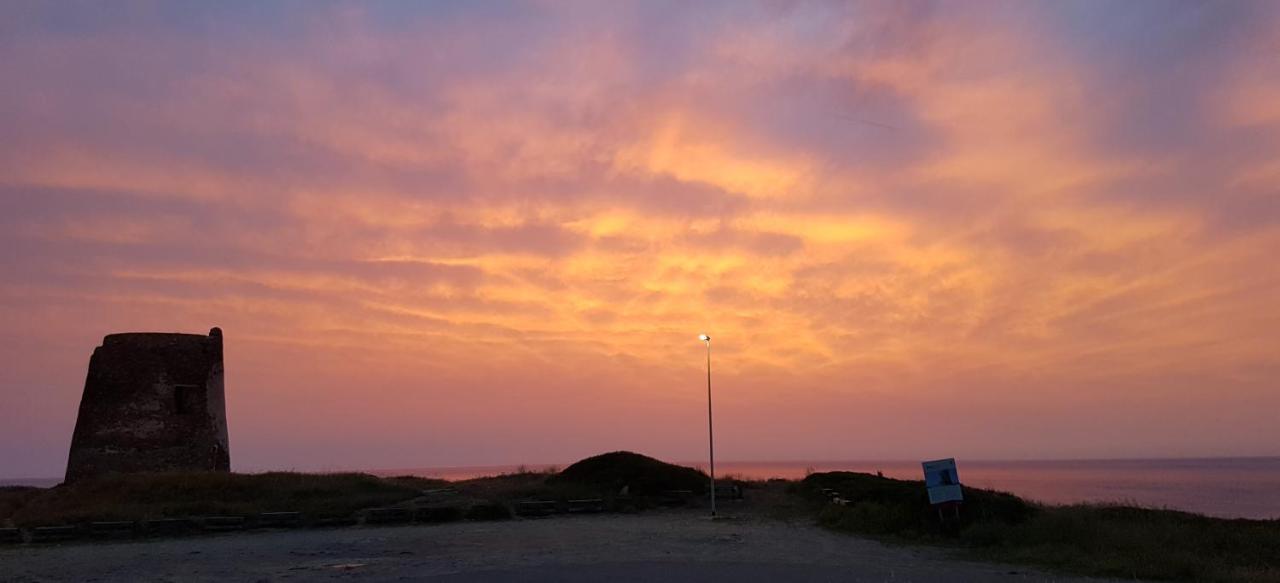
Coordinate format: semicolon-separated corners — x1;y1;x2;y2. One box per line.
921;458;963;527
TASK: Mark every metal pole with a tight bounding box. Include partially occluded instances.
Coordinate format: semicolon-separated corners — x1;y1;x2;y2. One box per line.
706;338;715;517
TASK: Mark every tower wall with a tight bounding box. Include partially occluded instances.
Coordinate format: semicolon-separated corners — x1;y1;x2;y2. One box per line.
64;328;230;482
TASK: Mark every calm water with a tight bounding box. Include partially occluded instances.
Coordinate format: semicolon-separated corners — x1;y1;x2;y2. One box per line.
375;457;1280;520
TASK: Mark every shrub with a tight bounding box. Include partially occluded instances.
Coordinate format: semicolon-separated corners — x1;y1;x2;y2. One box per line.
803;471;1035;539
551;451;708;496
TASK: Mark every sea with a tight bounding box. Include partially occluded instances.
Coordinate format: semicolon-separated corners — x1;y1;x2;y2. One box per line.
6;457;1277;520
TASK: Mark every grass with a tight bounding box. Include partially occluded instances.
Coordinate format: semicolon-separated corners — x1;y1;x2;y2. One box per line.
802;471;1280;582
0;452;709;527
454;452;716;511
966;505;1280;582
453;468;599;503
0;487;42;524
7;455;1276;582
2;472;446;526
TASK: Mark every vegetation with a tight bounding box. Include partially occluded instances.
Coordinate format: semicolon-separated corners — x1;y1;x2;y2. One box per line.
0;486;42;523
803;471;1034;536
6;455;1277;583
0;452;709;527
2;472;445;527
452;452;714;511
802;471;1280;583
550;451;708;495
453;467;596;502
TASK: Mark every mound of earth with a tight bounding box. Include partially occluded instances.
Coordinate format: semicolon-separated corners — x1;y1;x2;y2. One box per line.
551;451;708;495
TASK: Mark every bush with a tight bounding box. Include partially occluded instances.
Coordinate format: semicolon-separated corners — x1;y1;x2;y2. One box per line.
803;471;1034;539
551;451;708;496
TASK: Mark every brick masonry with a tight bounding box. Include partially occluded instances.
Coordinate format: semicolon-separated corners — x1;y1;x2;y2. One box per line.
64;328;230;482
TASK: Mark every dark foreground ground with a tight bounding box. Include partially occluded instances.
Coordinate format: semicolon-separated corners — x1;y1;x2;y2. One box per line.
0;510;1117;583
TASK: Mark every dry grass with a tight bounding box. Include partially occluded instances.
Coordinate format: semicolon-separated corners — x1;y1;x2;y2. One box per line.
0;452;710;527
0;487;42;525
8;460;1276;582
452;469;595;502
803;471;1280;583
3;472;446;526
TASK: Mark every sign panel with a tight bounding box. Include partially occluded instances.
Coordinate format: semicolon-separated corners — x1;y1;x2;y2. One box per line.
921;458;963;505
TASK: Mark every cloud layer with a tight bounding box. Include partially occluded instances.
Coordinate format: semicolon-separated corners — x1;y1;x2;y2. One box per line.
2;1;1277;477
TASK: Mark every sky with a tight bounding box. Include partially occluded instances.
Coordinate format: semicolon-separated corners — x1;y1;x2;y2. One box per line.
1;1;1278;479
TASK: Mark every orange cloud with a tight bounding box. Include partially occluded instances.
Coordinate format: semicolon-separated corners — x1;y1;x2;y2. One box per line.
0;2;1277;477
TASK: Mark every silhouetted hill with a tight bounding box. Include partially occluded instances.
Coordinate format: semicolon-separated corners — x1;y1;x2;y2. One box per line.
552;451;707;495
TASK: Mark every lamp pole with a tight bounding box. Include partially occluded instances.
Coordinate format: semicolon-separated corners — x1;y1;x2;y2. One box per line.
699;333;715;517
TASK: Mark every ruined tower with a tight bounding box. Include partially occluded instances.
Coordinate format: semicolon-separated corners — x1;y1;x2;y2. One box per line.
64;328;230;482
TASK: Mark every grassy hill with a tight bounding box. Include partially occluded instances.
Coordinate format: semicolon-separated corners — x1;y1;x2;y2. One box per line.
802;471;1280;582
550;451;708;495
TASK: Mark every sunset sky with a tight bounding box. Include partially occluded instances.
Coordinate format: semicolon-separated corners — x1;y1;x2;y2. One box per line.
2;1;1278;479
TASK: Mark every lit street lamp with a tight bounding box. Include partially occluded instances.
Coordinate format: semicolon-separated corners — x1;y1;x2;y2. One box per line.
699;333;716;517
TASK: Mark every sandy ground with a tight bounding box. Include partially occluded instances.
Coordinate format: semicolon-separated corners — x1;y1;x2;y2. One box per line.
0;509;1117;583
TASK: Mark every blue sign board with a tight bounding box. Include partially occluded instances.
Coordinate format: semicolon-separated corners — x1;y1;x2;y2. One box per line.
921;458;963;505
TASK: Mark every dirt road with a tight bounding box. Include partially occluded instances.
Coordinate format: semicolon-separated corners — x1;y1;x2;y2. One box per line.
0;510;1113;582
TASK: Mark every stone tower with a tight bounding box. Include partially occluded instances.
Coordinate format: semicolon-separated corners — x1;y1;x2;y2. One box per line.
65;328;230;482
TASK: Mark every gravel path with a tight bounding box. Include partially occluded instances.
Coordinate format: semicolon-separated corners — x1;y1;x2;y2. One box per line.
0;510;1114;582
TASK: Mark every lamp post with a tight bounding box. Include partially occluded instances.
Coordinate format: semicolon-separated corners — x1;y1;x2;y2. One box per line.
699;333;716;517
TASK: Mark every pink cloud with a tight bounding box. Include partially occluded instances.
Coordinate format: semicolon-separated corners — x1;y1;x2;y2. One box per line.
1;2;1277;478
